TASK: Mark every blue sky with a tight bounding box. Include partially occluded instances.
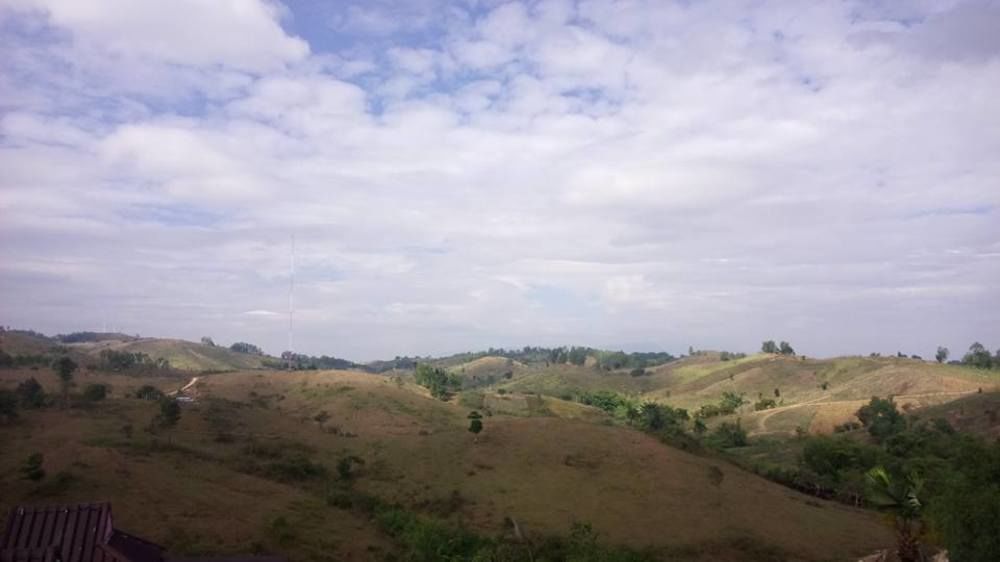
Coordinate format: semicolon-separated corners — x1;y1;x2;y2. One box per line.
1;0;998;360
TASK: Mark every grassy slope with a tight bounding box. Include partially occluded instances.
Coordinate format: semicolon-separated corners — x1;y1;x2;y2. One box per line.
496;354;1000;436
0;368;892;561
69;338;272;371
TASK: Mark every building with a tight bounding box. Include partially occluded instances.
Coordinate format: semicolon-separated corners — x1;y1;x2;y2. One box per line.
0;504;284;562
0;503;163;562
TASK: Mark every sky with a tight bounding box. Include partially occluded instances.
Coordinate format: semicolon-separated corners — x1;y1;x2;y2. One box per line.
0;0;998;361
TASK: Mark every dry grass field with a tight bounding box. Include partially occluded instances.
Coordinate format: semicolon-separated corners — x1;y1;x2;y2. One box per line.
1;366;895;561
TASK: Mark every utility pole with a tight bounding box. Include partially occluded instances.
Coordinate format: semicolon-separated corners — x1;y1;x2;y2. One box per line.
287;235;295;371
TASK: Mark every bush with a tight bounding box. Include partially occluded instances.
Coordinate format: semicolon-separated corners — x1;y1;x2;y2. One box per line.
16;377;46;408
20;453;45;481
754;398;777;411
136;385;164;400
707;421;748;448
82;384;108;402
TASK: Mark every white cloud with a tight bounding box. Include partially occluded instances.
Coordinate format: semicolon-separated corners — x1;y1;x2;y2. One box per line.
7;0;308;72
1;0;998;360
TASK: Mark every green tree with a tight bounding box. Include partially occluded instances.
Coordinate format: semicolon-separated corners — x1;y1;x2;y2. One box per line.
158;398;181;429
778;341;795;355
929;440;1000;562
761;340;778;354
857;397;905;443
468;410;483;442
54;357;77;407
414;364;461;400
865;467;924;562
16;377;46;408
20;453;45;481
962;342;993;369
935;346;949;363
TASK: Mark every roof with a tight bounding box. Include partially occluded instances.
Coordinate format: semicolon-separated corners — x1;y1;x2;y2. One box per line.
0;504;161;562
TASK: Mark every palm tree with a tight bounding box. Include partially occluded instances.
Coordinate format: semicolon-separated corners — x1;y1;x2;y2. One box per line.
865;466;924;562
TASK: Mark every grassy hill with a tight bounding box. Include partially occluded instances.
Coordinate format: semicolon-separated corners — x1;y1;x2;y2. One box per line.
492;353;999;437
70;338;273;372
0;367;893;561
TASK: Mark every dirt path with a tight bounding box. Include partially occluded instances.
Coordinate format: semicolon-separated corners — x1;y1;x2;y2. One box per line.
168;376;200;396
751;389;981;435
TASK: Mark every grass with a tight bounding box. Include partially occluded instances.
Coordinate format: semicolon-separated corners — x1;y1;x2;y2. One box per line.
0;366;897;561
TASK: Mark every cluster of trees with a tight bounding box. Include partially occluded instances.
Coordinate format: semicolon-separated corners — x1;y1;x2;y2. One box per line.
960;342;999;370
761;340;795;355
574;390;747;450
753;397;999;561
719;351;747;361
264;352;360;371
413;364;462;400
695;391;747;419
0;349;53;369
229;342;263;355
98;349;170;372
56;332;135;343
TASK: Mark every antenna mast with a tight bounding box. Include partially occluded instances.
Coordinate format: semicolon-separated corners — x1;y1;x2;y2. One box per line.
287;234;295;370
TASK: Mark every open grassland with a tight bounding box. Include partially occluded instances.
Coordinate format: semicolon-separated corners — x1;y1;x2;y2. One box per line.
500;353;1000;437
1;367;893;561
72;338;271;371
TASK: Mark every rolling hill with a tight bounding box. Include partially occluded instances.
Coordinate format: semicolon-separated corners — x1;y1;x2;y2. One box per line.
70;337;273;372
494;353;999;436
0;366;893;561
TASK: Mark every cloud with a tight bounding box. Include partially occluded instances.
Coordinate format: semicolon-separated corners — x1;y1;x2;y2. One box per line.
6;0;308;71
0;0;998;360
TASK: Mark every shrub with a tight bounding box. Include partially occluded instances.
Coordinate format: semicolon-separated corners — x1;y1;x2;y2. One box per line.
707;421;748;448
82;384;108;402
754;398;777;411
16;377;47;408
20;453;45;481
136;385;164;401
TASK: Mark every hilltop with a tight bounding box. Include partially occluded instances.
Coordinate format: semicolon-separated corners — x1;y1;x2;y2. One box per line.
0;330;274;373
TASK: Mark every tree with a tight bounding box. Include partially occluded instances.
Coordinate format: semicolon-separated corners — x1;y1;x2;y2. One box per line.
20;453;45;481
229;342;262;355
761;340;778;354
865;467;924;562
857;397;905;443
929;439;1000;562
136;385;163;400
414;364;461;400
54;357;77;407
778;341;795;355
774;388;781;398
16;377;46;408
934;346;949;363
200;336;216;347
962;342;993;369
468;410;483;442
158;398;181;430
